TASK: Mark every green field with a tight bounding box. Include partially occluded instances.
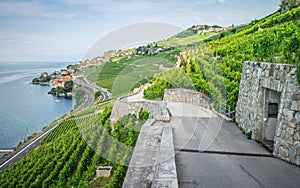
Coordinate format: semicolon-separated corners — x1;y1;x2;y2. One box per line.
158;32;217;47
85;31;218;98
86;48;180;97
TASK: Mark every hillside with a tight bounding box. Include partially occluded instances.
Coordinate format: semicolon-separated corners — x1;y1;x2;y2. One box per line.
0;104;149;187
1;3;300;188
145;6;300;111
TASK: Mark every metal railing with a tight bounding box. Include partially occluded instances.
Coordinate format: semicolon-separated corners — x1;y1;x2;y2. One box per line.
148;100;170;121
219;102;234;118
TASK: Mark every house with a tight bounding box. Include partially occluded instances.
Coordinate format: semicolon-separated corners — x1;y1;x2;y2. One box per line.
60;69;68;75
41;72;48;77
63;75;73;83
52;78;64;88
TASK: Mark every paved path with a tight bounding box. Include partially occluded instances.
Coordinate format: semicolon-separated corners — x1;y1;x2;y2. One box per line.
82;76;111;101
126;83;150;102
168;102;300;188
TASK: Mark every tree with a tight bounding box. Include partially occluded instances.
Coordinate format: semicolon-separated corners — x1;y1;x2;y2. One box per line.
280;0;300;13
56;86;64;94
138;108;149;121
219;32;225;40
94;91;102;100
64;81;73;92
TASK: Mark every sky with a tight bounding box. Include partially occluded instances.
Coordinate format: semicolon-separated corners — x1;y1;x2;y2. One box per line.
0;0;281;62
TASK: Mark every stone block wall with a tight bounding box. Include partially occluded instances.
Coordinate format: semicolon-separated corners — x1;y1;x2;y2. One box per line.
110;98;169;126
111;88;211;125
110;99;151;125
164;88;212;109
235;61;300;166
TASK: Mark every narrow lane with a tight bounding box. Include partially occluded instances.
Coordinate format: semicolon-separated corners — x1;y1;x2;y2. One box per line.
168;102;300;188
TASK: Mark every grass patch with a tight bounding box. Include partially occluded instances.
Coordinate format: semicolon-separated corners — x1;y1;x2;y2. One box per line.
86;49;179;97
158;32;217;47
246;131;252;140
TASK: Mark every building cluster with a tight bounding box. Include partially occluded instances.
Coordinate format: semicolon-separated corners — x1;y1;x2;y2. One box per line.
80;50;133;69
198;27;227;35
135;45;170;56
191;24;247;35
80;44;171;69
51;68;75;88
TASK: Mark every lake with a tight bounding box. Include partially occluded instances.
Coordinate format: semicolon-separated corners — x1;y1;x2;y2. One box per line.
0;62;74;156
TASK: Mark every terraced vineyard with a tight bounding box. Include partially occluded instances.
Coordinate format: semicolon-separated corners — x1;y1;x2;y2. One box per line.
0;107;149;188
144;6;300;110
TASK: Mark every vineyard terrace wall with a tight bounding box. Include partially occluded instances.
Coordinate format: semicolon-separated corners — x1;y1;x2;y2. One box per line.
110;88;213;125
164;88;212;110
235;61;300;166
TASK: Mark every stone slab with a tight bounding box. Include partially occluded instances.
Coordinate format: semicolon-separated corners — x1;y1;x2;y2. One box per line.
152;123;178;188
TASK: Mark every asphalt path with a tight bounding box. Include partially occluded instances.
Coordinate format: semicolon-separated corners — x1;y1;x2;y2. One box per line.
0;77;111;174
82;77;111;101
167;102;300;188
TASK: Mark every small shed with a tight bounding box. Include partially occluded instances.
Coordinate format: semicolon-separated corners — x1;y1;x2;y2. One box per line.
96;166;113;178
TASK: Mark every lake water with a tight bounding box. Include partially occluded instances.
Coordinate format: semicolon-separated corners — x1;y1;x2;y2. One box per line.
0;62;74;155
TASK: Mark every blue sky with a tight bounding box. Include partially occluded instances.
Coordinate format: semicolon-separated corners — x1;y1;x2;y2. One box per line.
0;0;281;62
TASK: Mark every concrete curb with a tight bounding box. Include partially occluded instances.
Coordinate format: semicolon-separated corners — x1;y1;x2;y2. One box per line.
152;123;178;188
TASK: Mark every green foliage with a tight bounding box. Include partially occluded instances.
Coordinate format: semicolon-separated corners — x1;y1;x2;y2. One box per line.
0;106;146;188
32;75;51;84
95;91;102;100
297;64;300;84
246;131;252;140
42;119;77;143
194;7;300;110
280;0;300;13
143;79;167;100
139;108;149;121
165;7;300;112
74;86;86;109
143;68;194;100
56;86;65;93
64;80;73;92
85;48;179;97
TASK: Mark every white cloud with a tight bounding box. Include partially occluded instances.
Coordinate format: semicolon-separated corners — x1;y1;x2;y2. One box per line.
195;16;203;23
0;1;78;19
194;0;225;5
0;1;43;16
217;16;224;22
43;13;78;19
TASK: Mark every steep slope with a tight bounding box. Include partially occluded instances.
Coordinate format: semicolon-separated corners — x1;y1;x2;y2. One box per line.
145;6;300;111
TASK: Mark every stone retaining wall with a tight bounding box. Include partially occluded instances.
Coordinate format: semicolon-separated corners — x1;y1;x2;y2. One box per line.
122;120;164;187
110;99;169;126
111;88;212;125
110;99;150;125
152;123;178;188
164;88;212;109
235;61;300;166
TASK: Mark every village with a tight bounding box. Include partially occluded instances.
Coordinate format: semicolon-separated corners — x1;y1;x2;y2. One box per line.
32;65;77;98
80;44;171;69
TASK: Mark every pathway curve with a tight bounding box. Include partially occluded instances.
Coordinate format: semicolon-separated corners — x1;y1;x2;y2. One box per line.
169;102;300;188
